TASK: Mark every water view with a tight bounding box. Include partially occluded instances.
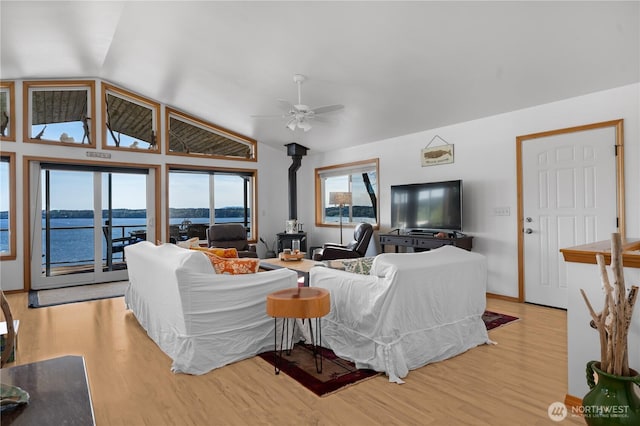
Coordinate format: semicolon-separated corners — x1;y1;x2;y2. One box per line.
0;216;246;268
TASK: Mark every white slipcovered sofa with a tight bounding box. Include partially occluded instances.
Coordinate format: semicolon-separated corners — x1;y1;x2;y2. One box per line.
124;241;298;375
309;245;491;383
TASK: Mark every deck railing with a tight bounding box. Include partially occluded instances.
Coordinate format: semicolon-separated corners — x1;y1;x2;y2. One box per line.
41;224;146;274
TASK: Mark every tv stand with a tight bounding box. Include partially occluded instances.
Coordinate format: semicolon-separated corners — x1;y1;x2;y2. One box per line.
379;232;473;252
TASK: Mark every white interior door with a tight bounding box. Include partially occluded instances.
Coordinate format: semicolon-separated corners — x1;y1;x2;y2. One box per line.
522;126;618;308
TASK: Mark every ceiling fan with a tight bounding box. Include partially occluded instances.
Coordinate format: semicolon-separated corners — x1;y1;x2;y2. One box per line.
252;74;344;132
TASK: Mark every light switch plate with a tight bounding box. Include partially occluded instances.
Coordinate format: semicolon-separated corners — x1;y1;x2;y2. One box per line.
493;207;511;216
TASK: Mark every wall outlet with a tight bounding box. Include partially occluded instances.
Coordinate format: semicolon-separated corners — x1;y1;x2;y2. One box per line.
493;207;511;216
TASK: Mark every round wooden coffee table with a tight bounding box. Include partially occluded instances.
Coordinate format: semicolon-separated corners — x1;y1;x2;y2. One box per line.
266;287;330;374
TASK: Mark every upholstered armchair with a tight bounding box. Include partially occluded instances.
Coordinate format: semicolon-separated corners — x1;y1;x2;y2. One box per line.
313;222;374;261
206;224;258;258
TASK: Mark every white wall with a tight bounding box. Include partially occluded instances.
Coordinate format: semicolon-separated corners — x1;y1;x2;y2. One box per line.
300;83;639;298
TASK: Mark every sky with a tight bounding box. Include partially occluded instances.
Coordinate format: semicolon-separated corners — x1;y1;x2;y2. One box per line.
324;174;376;206
37;170;243;211
0;161;8;212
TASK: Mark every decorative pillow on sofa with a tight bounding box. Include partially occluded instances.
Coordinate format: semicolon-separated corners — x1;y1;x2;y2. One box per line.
177;237;200;249
204;253;260;275
190;247;239;258
340;257;375;275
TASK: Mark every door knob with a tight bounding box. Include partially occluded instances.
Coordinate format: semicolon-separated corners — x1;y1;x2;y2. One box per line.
525;228;533;234
525;217;533;222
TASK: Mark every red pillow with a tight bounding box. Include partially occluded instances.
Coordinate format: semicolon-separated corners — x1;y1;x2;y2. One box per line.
204;253;260;275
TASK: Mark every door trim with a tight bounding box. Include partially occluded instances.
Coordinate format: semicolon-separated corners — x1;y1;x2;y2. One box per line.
22;156;162;291
515;119;625;303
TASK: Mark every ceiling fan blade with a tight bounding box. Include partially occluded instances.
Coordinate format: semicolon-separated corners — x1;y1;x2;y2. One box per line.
250;114;289;119
309;115;329;123
310;104;344;114
276;99;296;112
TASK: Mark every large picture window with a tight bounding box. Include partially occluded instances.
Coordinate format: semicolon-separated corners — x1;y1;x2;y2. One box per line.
167;166;257;242
23;80;96;146
0;153;16;260
0;81;15;141
166;108;256;161
315;159;379;228
102;83;160;151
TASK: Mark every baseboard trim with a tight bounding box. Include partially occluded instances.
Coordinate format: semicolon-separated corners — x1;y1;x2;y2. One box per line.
2;289;26;294
486;292;520;302
564;394;582;409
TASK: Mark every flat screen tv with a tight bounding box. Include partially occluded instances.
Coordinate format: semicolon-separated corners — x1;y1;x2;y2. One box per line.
391;179;462;232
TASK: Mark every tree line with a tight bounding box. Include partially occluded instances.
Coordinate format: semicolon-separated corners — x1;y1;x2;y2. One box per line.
325;205;375;218
1;206;375;219
26;207;248;219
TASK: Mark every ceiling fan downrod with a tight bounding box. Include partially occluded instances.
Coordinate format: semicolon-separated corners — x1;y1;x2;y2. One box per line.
293;74;306;108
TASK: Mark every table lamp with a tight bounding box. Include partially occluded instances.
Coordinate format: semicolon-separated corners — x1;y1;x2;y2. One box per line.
329;191;352;244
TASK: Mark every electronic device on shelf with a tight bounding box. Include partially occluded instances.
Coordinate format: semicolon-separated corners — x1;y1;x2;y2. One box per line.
391;179;463;234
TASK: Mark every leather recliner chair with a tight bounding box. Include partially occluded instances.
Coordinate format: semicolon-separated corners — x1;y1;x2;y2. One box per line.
313;222;374;261
206;224;258;258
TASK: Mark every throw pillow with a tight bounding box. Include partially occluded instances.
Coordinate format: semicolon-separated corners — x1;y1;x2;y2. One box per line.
204;253;260;275
176;237;199;249
341;257;375;275
190;247;239;258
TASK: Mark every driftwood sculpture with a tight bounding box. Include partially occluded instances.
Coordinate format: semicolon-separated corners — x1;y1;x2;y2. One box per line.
580;232;638;376
0;290;15;367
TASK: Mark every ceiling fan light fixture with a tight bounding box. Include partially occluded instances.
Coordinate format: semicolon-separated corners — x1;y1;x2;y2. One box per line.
298;120;312;132
286;120;297;131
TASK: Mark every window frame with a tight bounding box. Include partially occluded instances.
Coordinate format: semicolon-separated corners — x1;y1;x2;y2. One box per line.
315;158;380;229
101;82;161;153
0;81;16;142
166;164;258;242
23;80;96;147
0;152;16;260
165;107;257;161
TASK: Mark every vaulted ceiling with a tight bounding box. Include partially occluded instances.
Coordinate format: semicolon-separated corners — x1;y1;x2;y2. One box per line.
1;1;638;153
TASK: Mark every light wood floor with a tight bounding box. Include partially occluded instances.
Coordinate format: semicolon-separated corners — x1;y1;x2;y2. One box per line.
2;293;585;425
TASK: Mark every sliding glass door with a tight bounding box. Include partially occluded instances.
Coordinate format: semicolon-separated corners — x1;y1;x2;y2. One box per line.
30;162;154;290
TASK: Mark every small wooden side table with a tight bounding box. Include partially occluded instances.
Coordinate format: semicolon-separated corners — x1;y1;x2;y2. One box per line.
266;287;330;374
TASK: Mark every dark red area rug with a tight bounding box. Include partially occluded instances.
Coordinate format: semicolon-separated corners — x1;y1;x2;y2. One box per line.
259;312;519;396
258;343;381;397
483;310;520;330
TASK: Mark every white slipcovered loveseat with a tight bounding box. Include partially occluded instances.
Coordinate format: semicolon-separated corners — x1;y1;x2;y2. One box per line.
309;245;491;383
124;241;298;375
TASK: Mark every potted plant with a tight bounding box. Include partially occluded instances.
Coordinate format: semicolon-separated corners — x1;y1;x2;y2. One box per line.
580;232;640;425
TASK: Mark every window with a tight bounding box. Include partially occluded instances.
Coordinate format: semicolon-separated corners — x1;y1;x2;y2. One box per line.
24;80;96;146
0;81;15;141
0;153;16;260
315;159;379;228
166;107;256;161
102;83;160;151
167;166;257;241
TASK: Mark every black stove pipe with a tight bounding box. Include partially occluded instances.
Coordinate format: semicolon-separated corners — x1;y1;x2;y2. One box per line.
285;143;308;220
288;157;302;220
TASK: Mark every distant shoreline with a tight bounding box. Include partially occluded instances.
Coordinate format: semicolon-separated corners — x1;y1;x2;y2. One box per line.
0;207;248;220
0;205;375;219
